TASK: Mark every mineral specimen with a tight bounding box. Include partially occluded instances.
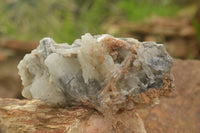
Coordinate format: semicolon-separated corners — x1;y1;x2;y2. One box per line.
18;33;174;113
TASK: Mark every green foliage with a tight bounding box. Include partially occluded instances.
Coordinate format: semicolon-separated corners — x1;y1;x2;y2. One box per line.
193;19;200;47
53;0;118;44
56;0;110;44
0;14;16;36
0;0;70;41
0;0;182;44
117;0;181;21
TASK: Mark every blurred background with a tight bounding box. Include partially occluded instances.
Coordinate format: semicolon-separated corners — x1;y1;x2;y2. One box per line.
0;0;200;98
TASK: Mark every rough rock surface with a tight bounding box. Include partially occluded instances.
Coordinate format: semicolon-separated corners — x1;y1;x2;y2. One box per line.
138;59;200;133
0;59;200;132
0;98;146;133
17;33;174;113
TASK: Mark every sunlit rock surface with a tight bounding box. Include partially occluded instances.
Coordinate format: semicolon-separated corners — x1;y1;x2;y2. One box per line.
0;98;146;133
18;33;174;113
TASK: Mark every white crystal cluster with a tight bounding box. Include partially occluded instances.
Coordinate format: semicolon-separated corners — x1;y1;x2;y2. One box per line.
18;33;173;113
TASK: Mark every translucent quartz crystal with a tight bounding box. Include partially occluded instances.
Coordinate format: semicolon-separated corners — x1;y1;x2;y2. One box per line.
18;33;174;113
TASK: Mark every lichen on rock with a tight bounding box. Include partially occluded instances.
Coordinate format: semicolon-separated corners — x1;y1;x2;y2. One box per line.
18;33;174;113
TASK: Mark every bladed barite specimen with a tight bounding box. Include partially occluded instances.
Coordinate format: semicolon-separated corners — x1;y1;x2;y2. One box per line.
18;33;174;113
